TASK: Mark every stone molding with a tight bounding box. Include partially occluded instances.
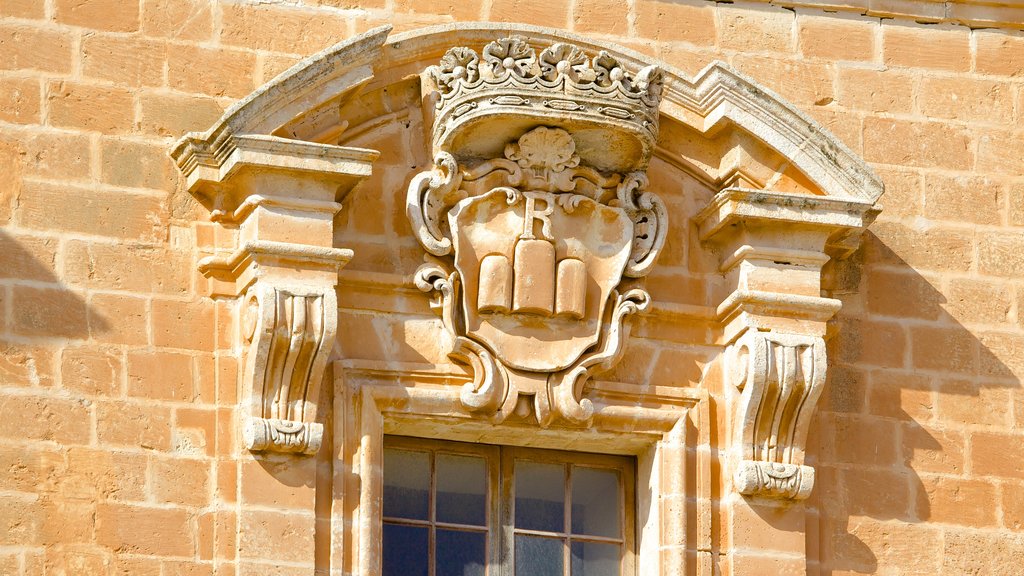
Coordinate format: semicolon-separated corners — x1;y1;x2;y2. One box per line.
334;359;711;575
194;23;882;203
742;0;1024;31
168;27;390;146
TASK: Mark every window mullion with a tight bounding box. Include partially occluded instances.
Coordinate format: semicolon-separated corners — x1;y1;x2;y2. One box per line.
499;446;514;576
429;449;436;576
564;463;572;576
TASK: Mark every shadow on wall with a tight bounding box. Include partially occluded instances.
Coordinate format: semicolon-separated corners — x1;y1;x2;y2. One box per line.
810;229;1021;574
0;229;111;380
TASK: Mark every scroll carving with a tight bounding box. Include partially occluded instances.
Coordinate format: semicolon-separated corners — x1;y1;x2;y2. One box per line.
727;331;825;499
408;36;666;427
240;284;336;455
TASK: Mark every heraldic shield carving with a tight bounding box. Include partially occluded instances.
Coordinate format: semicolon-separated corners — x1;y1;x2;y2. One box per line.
407;37;667;427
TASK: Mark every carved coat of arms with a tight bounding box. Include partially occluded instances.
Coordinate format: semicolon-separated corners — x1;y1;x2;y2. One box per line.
407;38;667;426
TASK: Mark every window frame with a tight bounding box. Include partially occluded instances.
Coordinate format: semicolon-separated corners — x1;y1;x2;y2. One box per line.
383;436;502;575
501;445;636;576
336;367;707;576
382;435;637;576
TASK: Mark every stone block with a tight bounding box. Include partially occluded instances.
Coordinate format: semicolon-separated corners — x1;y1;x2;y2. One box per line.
82;34;166;88
0;24;73;74
634;0;716;45
798;12;875;61
0;77;40;124
719;2;795;53
46;81;136;135
882;21;969;72
96;503;194;556
127;350;197;402
141;0;214;41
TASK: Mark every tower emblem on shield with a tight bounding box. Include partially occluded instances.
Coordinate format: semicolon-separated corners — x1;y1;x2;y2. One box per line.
407;38;667;426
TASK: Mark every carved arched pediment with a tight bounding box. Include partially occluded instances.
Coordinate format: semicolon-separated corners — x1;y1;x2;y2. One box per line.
173;24;881;205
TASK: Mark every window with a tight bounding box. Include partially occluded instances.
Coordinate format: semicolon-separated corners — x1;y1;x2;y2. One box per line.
382;436;636;576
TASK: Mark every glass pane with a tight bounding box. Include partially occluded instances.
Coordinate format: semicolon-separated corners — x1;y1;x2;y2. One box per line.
437;453;487;526
515;534;564;576
436;529;487;576
571;467;620;538
382;523;428;576
570;541;619;576
383;448;430;520
515;460;565;532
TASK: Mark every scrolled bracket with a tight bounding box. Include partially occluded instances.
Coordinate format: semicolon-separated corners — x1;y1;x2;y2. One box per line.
727;330;826;500
240;283;336;456
406;151;463;256
617;172;667;278
734;461;814;500
243;417;323;456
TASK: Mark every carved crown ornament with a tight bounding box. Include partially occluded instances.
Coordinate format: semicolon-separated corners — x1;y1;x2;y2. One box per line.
408;37;667;427
424;35;663;173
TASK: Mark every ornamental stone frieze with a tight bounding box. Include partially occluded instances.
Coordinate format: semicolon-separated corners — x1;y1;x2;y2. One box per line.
407;37;668;426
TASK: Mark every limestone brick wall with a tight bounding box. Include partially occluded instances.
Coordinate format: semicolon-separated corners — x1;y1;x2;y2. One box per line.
0;1;1022;575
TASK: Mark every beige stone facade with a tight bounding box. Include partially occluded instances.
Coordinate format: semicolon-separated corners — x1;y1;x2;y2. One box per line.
2;1;1024;575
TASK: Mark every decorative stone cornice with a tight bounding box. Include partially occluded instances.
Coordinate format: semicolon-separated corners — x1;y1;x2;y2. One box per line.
171;133;378;221
696;188;880;260
740;0;1024;31
696;187;877;343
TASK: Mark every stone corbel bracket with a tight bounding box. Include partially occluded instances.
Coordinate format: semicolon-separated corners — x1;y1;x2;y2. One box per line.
727;330;824;500
172;133;378;455
238;282;342;455
697;188;878;499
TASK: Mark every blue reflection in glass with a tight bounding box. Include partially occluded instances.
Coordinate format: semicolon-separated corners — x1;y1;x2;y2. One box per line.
437;454;487;526
383;449;430;520
436;529;486;576
515;461;564;532
382;523;428;576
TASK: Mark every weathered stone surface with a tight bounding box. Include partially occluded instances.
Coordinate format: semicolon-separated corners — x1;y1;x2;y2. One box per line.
0;4;1017;575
